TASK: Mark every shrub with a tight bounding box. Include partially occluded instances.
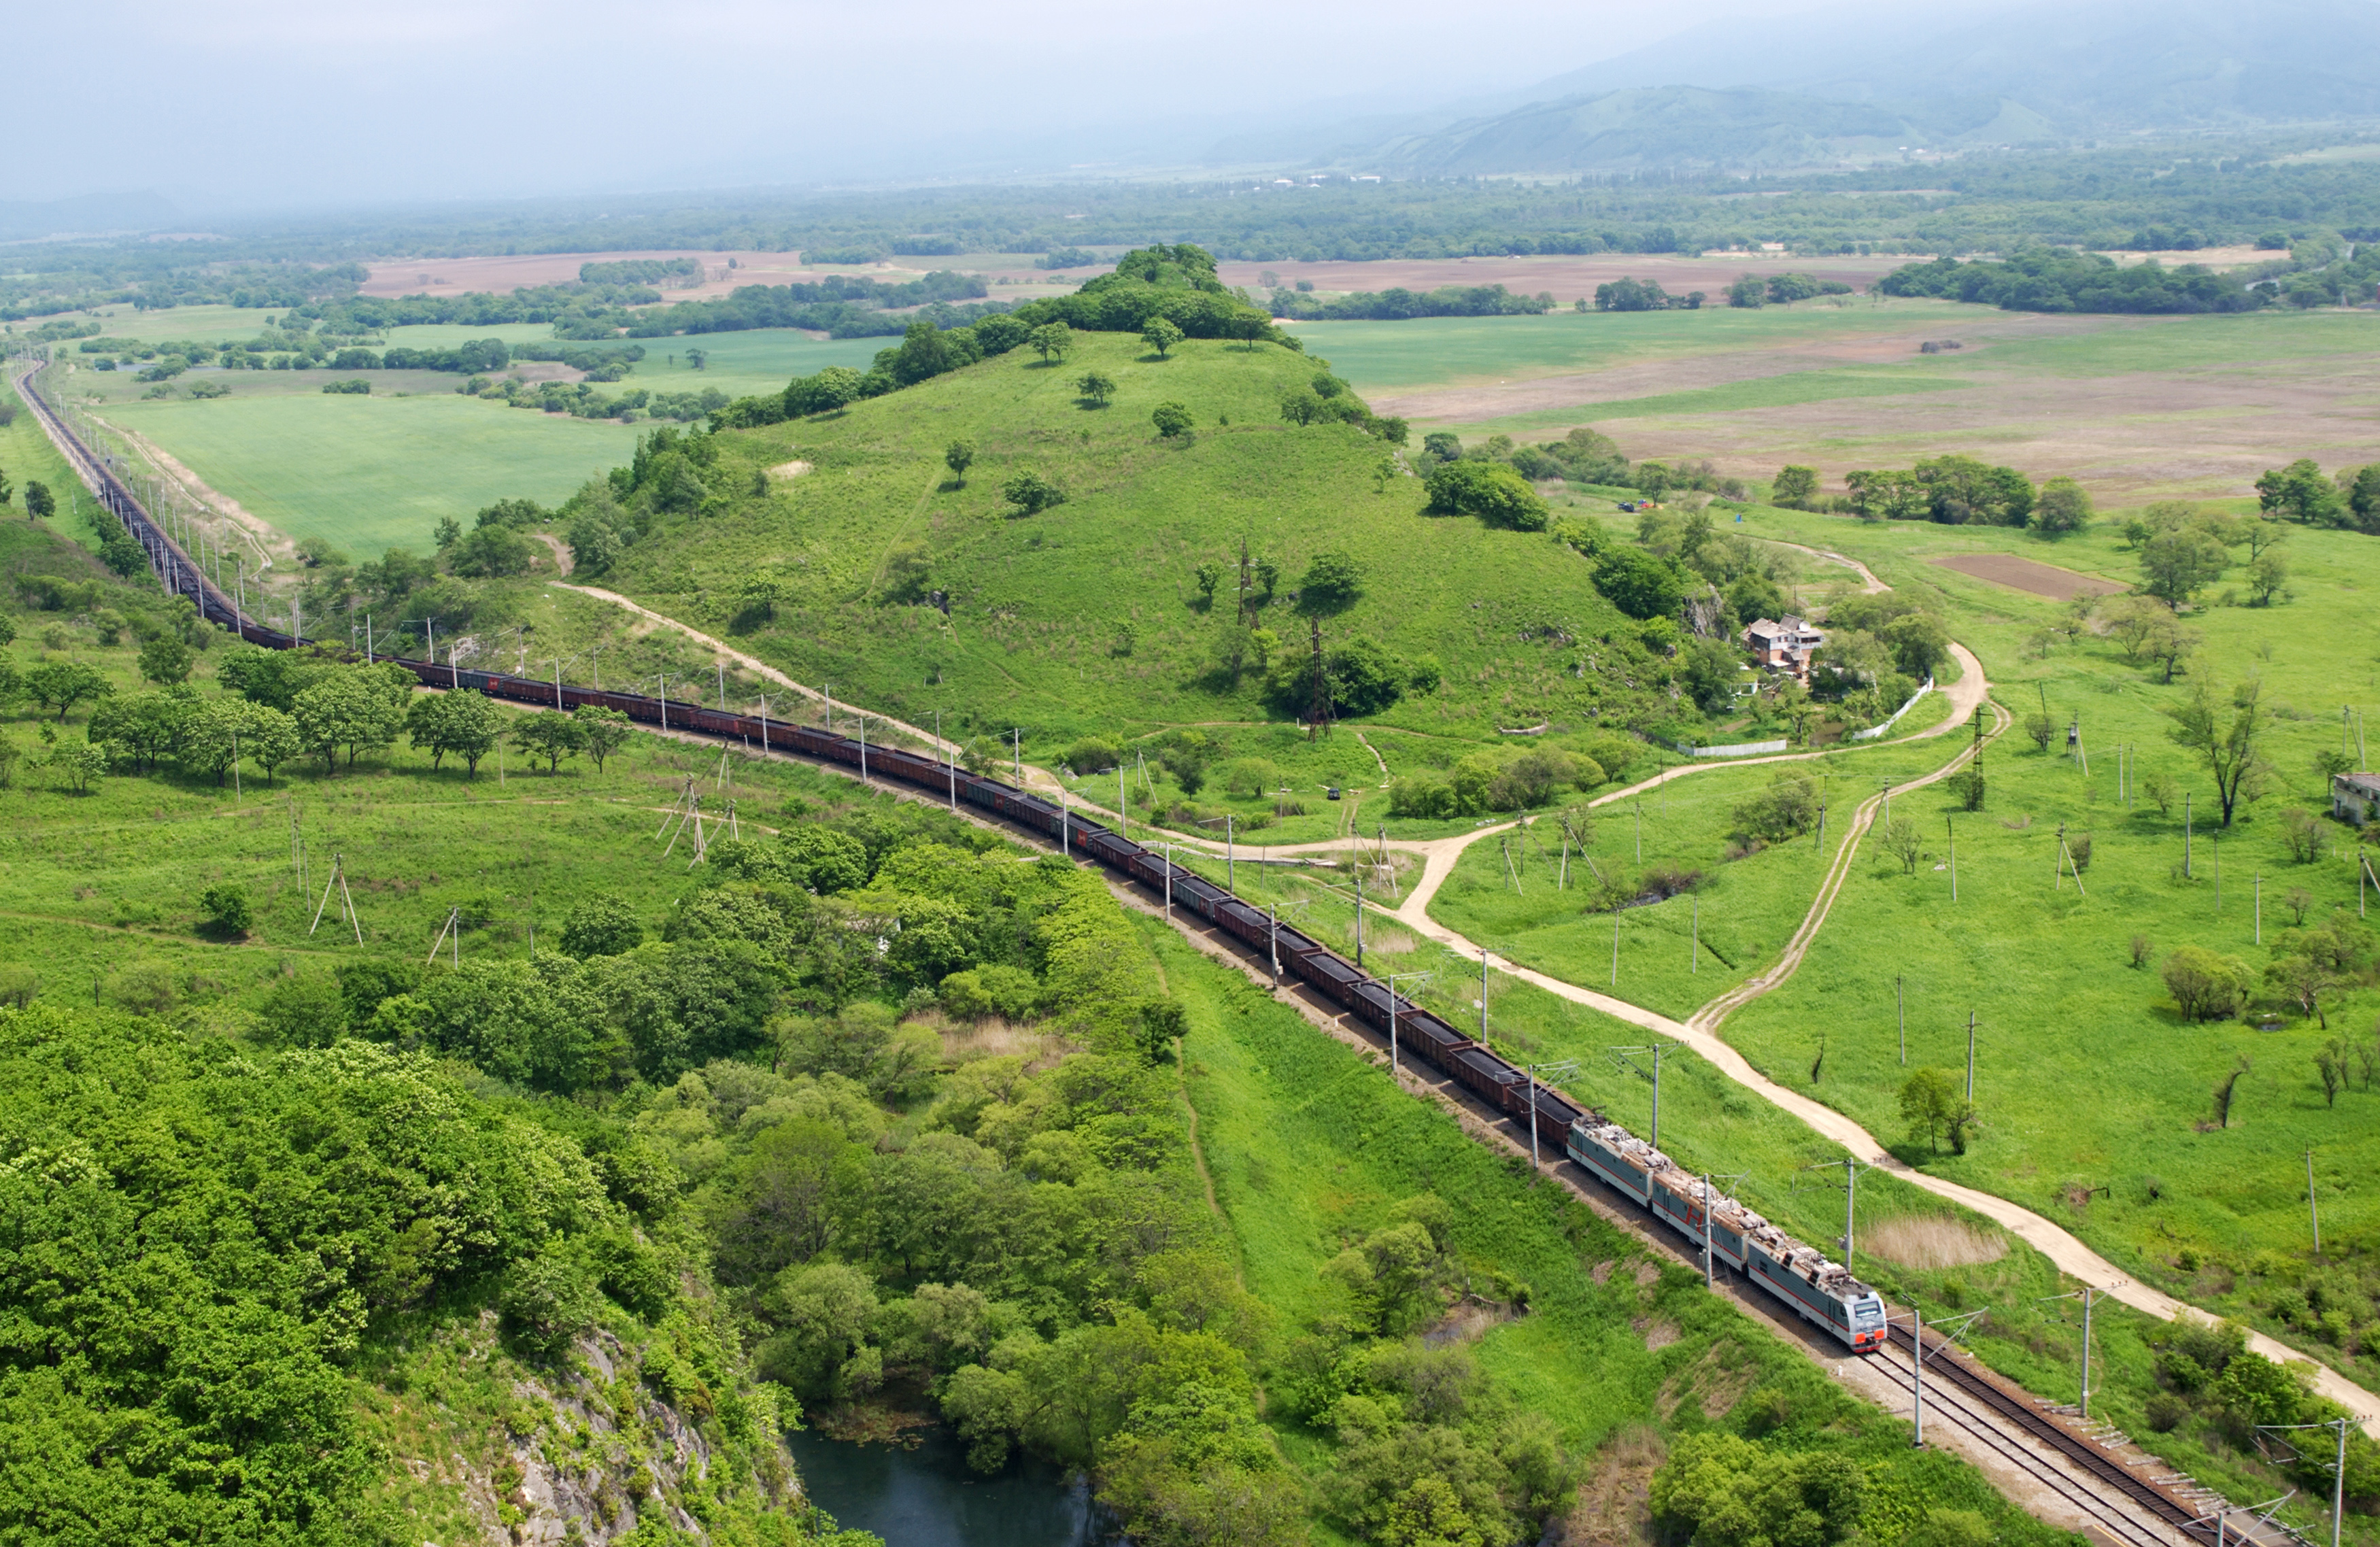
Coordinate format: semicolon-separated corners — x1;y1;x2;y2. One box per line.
938;965;1040;1021
1002;471;1066;515
197;883;252;938
560;892;643;957
2162;946;2251;1021
1424;460;1550;531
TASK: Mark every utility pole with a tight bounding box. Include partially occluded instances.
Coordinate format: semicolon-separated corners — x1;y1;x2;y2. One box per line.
1522;1060;1579;1180
1384;970;1434;1077
1966;1011;1977;1102
1897;974;1905;1064
1305;617;1330;741
1702;1175;1715;1287
1013;728;1021;785
2185;792;2193;879
2309;1149;2322;1255
1609;1042;1680;1151
1479;947;1489;1043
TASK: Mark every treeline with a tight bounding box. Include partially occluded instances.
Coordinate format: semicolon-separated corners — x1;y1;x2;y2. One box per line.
1878;248;2268;313
22;137;2380;320
578;256;702;285
712;246;1288;431
1264;282;1553;321
615;269;998;339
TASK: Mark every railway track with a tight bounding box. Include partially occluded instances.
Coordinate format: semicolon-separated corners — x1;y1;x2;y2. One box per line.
7;352;2302;1547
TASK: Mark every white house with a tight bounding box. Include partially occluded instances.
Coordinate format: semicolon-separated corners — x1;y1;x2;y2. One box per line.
1744;615;1825;681
2334;772;2380;825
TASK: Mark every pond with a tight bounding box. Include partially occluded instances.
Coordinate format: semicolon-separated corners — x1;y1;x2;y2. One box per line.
787;1421;1101;1546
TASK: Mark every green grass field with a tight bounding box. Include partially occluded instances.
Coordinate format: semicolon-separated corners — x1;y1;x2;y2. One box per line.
1288;302;1937;390
98;391;643;559
1539;507;2380;1393
592;331;1650;766
1158;919;2083;1547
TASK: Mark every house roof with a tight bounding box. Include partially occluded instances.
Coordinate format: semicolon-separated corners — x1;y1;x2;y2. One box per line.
1745;616;1822;642
2338;772;2380;798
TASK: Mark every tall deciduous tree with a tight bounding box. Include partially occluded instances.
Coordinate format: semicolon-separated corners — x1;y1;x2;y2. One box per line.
574;707;632;772
2254;458;2342;525
2166;675;2266;826
1140;316;1185;358
2030;477;2092;537
944;439;975;486
2138;526;2228;609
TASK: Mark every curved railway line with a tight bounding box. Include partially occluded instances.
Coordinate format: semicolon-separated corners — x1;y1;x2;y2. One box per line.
1;358;2309;1547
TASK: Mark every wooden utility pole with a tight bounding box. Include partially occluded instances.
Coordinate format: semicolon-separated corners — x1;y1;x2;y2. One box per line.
1306;618;1331;741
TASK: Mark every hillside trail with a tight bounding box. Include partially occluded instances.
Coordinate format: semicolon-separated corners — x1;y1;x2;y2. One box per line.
556;556;2380;1427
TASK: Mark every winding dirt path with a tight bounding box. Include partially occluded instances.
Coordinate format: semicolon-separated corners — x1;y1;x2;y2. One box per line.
562;558;2380;1428
551;582;966;762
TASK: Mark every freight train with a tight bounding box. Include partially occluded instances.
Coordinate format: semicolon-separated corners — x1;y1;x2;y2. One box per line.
20;364;1889;1355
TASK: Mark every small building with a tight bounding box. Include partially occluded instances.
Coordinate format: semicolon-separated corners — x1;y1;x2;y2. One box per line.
2334;771;2380;824
1744;615;1825;681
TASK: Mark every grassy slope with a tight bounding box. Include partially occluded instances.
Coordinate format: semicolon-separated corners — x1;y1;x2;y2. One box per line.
1594;506;2380;1391
1153;916;2075;1547
612;331;1639;764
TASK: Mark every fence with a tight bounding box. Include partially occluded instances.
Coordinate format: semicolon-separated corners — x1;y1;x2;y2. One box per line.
1850;678;1937;742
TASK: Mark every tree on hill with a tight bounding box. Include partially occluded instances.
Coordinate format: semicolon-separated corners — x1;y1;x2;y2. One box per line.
25;481;54;520
1425;460;1548;532
512;713;588;773
1151;401;1193;439
1027;322;1074;364
1076;371;1116;407
1140;316;1185;358
2255;458;2343;526
945;439;975;486
1770;466;1818;508
137;632;192;685
406;689;502;776
1593;547;1687;619
22;660;111;720
2030;477;2092;537
1297;551;1362;613
2139;526;2228;609
574;706;632;773
2165;675;2265;827
1002;471;1066;515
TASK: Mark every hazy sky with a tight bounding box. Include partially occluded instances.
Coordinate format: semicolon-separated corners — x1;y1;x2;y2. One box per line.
7;0;1765;211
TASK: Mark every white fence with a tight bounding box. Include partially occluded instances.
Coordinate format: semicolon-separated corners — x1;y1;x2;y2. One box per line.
1850;679;1937;741
1660;736;1790;759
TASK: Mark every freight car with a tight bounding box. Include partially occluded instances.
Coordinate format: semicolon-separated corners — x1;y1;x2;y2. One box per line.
1567;1117;1886;1350
27;365;1885;1357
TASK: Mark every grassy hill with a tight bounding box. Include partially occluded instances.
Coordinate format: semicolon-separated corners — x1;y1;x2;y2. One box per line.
599;330;1640;771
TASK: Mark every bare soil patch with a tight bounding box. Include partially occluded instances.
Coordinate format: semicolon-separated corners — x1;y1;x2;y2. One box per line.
360;250;1082;304
767;460;814;479
1551;1425;1664;1547
1928;554;2127;601
1864;1214;2010;1270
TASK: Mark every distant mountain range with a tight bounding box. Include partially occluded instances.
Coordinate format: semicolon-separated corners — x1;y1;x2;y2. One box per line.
1226;0;2380;174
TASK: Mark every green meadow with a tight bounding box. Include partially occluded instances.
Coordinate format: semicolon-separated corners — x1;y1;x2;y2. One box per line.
98;391;643;559
1174;819;2370;1543
592;331;1647;764
1548;505;2380;1391
1159;919;2081;1547
1285;301;1943;390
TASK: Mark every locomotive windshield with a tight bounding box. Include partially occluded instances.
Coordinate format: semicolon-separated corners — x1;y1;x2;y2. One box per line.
1850;1297;1886;1328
